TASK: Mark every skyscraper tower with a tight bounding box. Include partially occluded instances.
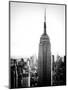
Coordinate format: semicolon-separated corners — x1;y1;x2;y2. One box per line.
38;9;51;86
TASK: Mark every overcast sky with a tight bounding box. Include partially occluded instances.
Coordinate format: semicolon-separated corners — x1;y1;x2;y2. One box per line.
10;2;65;58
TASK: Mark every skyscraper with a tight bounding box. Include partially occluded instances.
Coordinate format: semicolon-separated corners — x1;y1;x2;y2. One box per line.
38;9;51;86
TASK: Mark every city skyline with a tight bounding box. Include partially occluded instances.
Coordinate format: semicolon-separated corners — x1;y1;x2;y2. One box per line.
10;2;66;88
10;2;65;58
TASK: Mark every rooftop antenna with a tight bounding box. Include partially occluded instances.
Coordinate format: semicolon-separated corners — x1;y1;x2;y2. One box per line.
44;8;46;35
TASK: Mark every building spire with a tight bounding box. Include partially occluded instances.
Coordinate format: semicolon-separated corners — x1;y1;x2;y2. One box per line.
44;9;46;35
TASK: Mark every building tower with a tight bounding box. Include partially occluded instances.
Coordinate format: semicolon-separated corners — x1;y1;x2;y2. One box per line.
38;9;51;86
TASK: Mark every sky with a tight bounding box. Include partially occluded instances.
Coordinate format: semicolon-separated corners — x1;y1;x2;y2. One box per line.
10;2;65;59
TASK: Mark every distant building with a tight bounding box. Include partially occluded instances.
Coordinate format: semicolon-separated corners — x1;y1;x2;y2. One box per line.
38;9;51;86
64;56;66;85
52;55;66;86
30;56;34;67
52;55;54;71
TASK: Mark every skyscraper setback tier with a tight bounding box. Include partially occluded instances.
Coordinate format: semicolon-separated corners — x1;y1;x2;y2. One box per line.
38;10;51;86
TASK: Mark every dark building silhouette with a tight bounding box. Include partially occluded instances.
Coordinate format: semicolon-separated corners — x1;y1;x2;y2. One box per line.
52;55;66;86
52;55;55;71
38;10;51;86
10;59;18;88
64;56;66;85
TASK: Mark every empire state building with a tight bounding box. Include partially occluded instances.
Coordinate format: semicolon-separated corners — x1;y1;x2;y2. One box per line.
38;10;51;86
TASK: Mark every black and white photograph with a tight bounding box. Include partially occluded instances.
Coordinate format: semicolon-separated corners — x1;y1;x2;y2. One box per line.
9;1;66;89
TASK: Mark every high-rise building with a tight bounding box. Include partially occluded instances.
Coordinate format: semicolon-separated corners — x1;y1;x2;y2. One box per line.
52;55;54;71
38;9;51;86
